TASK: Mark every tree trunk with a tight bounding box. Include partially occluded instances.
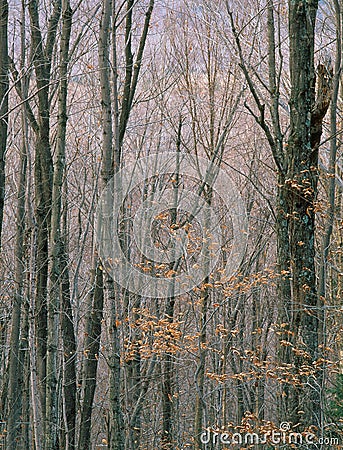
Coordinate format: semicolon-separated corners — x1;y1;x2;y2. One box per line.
6;88;28;450
28;0;61;430
99;1;125;448
78;265;104;450
194;287;208;450
0;0;8;251
60;236;77;449
161;297;175;450
46;1;72;447
286;0;324;428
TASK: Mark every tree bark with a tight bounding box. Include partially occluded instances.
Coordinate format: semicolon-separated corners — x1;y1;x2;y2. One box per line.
6;81;28;450
46;0;72;448
28;0;61;430
0;0;8;251
78;265;104;450
286;0;323;428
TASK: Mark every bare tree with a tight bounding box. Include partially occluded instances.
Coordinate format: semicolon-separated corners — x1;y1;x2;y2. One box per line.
0;0;8;250
228;0;333;429
79;1;154;449
28;2;61;435
46;0;73;448
6;3;27;445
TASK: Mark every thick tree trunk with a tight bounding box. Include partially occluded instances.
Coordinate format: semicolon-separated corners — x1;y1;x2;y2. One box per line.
286;0;322;428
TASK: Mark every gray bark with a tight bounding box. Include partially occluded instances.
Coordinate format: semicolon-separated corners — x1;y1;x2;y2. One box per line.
0;0;8;251
46;0;72;448
28;0;61;431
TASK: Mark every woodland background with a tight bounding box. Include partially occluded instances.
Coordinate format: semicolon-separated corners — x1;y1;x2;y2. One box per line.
0;0;343;449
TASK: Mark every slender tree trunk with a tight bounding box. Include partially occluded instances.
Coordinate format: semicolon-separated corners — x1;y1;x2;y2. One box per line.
160;128;183;450
194;287;208;450
20;293;30;448
317;0;341;433
98;2;125;448
5;1;28;445
194;190;212;450
46;1;72;448
125;296;141;450
28;0;61;429
78;1;155;447
78;265;104;450
60;179;76;449
0;0;8;250
276;172;295;421
60;237;77;449
161;298;175;450
6;91;28;450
